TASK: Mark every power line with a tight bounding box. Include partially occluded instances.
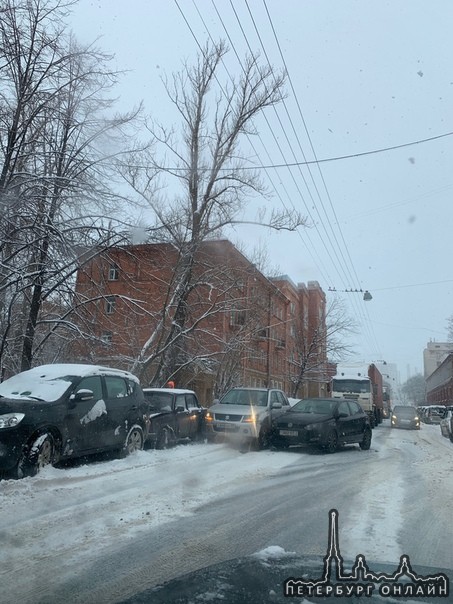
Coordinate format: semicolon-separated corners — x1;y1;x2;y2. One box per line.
258;0;381;357
122;129;453;172
373;279;453;292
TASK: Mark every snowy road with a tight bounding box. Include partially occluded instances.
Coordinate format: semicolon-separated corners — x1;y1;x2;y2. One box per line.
0;421;452;603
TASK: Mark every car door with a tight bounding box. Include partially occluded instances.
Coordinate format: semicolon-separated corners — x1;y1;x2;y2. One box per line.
347;400;368;439
65;375;107;453
335;400;354;442
184;393;203;438
174;393;192;439
104;375;137;447
269;390;286;420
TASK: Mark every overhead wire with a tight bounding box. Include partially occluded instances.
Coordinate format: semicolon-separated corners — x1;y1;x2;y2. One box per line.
249;0;382;356
228;0;355;292
186;0;335;286
174;0;382;357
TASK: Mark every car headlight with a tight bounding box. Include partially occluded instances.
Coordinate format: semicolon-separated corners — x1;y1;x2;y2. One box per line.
414;416;419;421
242;415;256;423
304;423;319;431
0;413;25;429
205;412;213;422
391;415;397;420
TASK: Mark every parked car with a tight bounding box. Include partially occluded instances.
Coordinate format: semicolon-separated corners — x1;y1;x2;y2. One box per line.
270;397;372;453
0;364;147;478
420;405;446;425
142;388;206;448
205;387;291;448
390;405;420;430
439;406;453;441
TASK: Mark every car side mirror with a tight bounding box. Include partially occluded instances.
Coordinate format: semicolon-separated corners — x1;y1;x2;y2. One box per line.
271;402;282;409
213;398;220;404
176;405;186;413
337;412;349;418
70;389;94;403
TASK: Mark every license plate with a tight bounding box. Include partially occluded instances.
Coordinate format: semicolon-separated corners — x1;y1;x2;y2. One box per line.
280;429;298;436
401;419;410;424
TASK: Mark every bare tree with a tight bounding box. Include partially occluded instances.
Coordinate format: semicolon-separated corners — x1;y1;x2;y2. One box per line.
401;374;426;405
121;41;306;383
289;296;357;397
0;0;139;375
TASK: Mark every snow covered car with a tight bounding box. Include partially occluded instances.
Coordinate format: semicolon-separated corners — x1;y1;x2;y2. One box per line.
270;398;372;453
439;406;453;441
142;388;206;448
421;405;446;424
204;387;291;448
0;364;147;478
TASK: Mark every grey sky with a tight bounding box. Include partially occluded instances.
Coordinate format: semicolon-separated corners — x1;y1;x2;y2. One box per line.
69;0;453;381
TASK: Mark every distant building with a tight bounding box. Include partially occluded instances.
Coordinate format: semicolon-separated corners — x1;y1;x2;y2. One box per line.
423;341;453;379
374;361;400;404
72;240;329;403
426;352;453;406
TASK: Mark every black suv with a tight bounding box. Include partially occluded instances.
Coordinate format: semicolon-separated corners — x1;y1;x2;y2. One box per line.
0;364;148;478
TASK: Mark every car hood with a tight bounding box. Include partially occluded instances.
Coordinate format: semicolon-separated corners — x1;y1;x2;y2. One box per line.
119;552;452;603
276;411;333;427
147;410;172;419
210;403;268;418
0;397;48;414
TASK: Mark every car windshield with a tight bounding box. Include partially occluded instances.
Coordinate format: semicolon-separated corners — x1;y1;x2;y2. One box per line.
0;372;75;402
143;392;173;411
292;399;336;415
220;389;268;406
332;379;370;394
393;406;417;417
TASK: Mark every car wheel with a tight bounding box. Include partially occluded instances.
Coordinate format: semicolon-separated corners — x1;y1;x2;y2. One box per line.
324;430;338;454
156;428;173;450
449;432;453;443
257;428;270;450
124;425;144;454
16;433;55;478
359;428;372;450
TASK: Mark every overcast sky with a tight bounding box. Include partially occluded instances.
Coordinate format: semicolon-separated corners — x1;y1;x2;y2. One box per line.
69;1;453;382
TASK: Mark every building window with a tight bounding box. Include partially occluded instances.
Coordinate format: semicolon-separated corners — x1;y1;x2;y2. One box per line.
258;327;269;339
108;263;119;281
230;307;246;326
105;296;116;314
101;332;112;344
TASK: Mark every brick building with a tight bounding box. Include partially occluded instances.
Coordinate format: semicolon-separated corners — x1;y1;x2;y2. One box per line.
72;239;328;404
426;352;453;405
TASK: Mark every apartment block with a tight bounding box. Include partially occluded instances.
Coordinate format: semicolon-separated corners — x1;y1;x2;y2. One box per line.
73;239;328;404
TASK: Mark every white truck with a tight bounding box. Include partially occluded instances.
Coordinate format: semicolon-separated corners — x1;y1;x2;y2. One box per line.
331;363;383;427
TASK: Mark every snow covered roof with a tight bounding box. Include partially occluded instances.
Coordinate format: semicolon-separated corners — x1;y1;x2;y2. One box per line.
334;364;371;380
0;364;140;403
143;388;196;395
16;364;140;382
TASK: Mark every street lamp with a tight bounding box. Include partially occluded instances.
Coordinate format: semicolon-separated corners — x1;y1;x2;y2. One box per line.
328;287;373;301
